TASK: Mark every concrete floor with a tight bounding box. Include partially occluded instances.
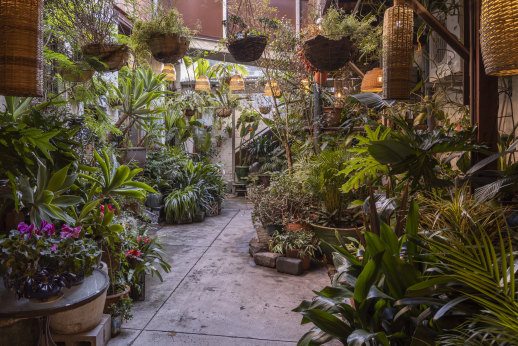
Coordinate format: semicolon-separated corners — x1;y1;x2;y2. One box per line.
108;198;330;346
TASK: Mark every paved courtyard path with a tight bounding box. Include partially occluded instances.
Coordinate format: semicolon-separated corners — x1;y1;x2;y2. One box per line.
108;198;330;346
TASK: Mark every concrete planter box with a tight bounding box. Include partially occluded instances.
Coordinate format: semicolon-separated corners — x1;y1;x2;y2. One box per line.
117;147;147;166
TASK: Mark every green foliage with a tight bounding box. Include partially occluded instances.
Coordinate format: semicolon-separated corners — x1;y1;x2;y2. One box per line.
270;230;321;259
79;150;156;206
163;159;225;223
17;162;82;225
317;8;382;60
339;125;390;193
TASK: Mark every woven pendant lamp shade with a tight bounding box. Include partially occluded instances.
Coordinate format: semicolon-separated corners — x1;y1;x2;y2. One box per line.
162;64;176;81
195;75;211;91
264;80;281;97
361;68;383;92
229;74;245;91
0;0;43;97
382;0;414;99
480;0;518;76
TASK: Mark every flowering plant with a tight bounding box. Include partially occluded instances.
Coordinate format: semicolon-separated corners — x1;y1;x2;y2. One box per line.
0;221;101;299
124;226;171;283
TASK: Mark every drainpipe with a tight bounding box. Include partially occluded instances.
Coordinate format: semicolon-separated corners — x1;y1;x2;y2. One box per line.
296;0;301;35
313;83;322;153
223;0;227;39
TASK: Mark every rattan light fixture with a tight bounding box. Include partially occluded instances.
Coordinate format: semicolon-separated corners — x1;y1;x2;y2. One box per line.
264;80;281;98
480;0;518;76
194;75;211;91
229;74;245;91
382;0;414;99
361;68;383;92
162;64;176;82
0;0;43;97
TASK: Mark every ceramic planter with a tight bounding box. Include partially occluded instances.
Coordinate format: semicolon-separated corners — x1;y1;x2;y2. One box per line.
310;223;362;259
111;314;123;337
130;272;146;302
235;166;250;182
103;285;130;315
50;284;108;334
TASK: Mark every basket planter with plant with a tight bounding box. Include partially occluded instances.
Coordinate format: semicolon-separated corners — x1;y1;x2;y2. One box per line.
57;61;95;83
107;295;133;337
301;8;382;72
131;8;194;64
223;15;277;62
48;0;129;72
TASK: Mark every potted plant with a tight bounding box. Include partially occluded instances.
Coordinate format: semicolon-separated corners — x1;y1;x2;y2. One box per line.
216;135;224;147
49;0;129;72
107;296;133;337
125;226;171;301
208;86;241;118
301;8;381;72
131;7;194;64
235;110;260;182
225;125;233;138
0;221;100;301
270;230;321;270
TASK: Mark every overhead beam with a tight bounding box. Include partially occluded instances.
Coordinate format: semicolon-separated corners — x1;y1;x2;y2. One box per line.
405;0;469;61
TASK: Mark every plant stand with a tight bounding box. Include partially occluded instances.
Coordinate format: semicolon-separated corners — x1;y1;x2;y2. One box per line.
51;314;111;346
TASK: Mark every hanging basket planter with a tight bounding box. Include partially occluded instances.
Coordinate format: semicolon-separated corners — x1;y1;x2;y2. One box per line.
148;34;190;63
82;43;130;72
58;64;95;83
302;35;354;73
216;108;232;118
259;105;271;114
382;0;414;99
480;0;518;76
227;35;268;62
0;0;43;97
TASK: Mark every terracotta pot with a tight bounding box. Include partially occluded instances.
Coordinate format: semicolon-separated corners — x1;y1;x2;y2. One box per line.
285;222;309;232
286;249;311;270
323;106;343;127
314;72;328;86
103;285;130;314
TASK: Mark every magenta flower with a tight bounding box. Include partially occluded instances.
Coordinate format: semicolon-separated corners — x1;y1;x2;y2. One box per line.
50;244;58;252
17;222;34;237
60;224;82;239
40;220;56;236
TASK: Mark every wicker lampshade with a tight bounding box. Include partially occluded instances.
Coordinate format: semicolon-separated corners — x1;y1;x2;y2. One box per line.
361;68;383;92
382;0;414;99
264;80;281;97
480;0;518;76
162;63;176;81
229;74;245;91
194;75;211;91
0;0;43;97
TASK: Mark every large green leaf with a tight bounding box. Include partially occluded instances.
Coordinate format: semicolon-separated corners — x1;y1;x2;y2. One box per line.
368;140;415;165
301;309;351;339
354;252;383;303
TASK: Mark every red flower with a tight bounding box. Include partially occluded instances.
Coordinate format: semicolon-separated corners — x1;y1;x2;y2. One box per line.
144;237;151;243
137;236;142;242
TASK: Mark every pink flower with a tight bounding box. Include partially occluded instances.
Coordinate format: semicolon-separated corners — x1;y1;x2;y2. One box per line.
17;222;34;237
144;237;151;243
60;224;82;239
40;220;55;236
50;244;58;252
137;236;142;243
